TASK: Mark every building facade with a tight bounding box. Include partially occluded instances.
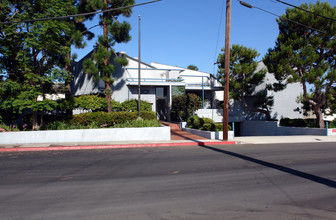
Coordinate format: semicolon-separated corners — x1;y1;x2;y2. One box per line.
71;51;303;122
71;51;223;121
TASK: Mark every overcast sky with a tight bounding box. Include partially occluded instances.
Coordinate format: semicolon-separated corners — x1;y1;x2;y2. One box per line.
73;0;335;75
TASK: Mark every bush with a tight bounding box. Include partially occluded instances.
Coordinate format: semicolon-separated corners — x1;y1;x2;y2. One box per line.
214;123;232;131
201;123;215;131
187;115;232;131
137;111;156;120
280;118;319;128
69;112;135;127
328;119;336;128
199;117;213;127
40;121;99;130
171;93;201;121
113;119;161;128
121;99;152;112
187;115;201;129
215;123;223;131
0;123;20;132
74;95;122;112
68;111;156;128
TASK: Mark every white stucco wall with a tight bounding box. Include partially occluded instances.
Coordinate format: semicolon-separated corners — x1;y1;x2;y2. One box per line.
255;62;303;120
0;127;171;145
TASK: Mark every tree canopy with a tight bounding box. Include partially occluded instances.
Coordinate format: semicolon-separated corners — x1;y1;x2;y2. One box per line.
187;64;199;71
0;1;92;129
217;44;273;120
263;1;336;128
83;0;134;112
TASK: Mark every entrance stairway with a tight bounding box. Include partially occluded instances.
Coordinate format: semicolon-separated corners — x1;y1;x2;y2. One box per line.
161;121;209;141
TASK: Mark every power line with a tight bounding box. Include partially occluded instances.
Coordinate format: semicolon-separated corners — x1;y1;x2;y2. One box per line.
273;0;336;22
238;1;326;34
213;0;226;75
0;0;161;25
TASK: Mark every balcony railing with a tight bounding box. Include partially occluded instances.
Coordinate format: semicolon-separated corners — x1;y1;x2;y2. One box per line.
126;78;184;83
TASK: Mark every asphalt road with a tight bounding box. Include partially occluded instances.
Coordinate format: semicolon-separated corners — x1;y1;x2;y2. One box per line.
0;143;335;220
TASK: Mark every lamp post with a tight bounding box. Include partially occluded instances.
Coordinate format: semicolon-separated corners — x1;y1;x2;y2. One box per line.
138;15;141;119
223;0;231;140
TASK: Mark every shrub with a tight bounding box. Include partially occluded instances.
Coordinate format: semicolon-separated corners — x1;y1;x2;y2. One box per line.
187;115;232;131
74;95;122;112
279;118;319;128
328;119;336;128
199;117;213;127
187;115;201;129
215;123;223;131
137;111;156;120
113;119;161;128
214;123;232;131
0;123;20;132
171;93;201;121
68;111;155;127
201;122;215;131
40;121;98;130
121;99;152;112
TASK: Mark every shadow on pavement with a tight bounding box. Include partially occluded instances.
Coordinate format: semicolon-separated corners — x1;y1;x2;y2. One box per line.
200;145;336;189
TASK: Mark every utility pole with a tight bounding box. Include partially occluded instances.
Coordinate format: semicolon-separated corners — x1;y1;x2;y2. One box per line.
223;0;231;140
138;15;141;119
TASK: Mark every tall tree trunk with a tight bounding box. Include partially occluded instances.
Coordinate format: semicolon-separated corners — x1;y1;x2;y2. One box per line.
32;111;39;131
65;51;72;94
105;82;112;112
314;106;325;128
103;2;112;113
65;49;73;116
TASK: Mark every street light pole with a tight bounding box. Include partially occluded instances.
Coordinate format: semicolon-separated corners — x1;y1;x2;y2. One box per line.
138;15;141;119
223;0;231;140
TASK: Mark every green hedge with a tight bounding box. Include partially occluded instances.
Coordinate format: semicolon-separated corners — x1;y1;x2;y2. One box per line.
68;111;156;127
187;115;232;131
113;119;161;128
280;118;336;128
121;99;152;112
74;95;107;112
280;118;319;128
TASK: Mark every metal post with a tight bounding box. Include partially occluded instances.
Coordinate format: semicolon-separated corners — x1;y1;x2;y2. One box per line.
202;76;204;109
326;121;329;136
232;122;235;139
138;15;141;119
223;0;231;141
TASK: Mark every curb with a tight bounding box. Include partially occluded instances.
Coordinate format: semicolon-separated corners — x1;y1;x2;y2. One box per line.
0;141;236;152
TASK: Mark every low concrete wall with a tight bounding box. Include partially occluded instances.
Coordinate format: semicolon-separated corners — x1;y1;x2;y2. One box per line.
0;127;170;145
241;120;325;136
182;128;234;140
327;128;336;136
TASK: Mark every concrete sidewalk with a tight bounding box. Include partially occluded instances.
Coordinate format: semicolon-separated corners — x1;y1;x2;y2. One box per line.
235;135;336;144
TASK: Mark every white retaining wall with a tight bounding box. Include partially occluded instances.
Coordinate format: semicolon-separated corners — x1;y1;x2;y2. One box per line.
327;128;336;136
182;127;234;140
241;121;326;136
0;127;170;145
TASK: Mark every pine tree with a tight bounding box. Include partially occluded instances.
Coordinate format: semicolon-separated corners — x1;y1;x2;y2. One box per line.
263;1;336;128
217;44;273;120
83;0;134;112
